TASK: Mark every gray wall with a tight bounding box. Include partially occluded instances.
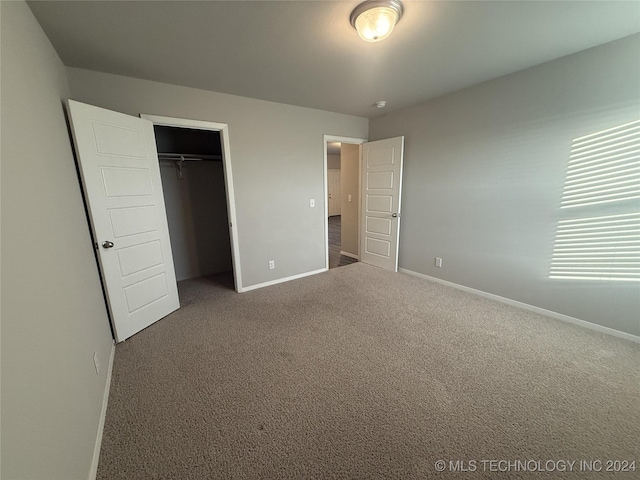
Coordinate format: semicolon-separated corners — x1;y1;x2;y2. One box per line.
1;2;114;478
66;68;369;288
370;34;640;336
160;161;233;281
340;144;360;257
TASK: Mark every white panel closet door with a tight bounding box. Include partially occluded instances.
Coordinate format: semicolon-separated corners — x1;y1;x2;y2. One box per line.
360;137;404;271
67;100;179;342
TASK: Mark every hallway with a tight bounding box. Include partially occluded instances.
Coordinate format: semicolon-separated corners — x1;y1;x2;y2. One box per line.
328;215;358;269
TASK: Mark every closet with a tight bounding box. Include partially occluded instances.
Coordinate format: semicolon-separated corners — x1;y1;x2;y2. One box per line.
154;125;234;284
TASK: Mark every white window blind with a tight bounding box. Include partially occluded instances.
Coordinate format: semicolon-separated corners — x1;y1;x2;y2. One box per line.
550;120;640;282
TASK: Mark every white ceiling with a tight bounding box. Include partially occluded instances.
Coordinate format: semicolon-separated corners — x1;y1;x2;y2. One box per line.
28;0;640;118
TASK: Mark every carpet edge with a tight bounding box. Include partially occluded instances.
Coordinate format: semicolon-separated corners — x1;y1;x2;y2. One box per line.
399;268;640;344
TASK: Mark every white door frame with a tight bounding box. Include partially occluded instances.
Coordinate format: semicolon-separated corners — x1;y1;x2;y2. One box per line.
323;135;367;270
141;114;243;292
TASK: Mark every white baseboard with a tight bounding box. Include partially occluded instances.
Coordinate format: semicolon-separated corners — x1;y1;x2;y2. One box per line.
239;268;327;293
89;342;116;480
340;251;359;260
398;268;640;344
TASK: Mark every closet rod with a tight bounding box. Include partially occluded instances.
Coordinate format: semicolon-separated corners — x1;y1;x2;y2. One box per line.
157;153;222;161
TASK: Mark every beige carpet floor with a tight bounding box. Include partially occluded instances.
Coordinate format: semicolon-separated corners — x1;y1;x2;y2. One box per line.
97;263;639;479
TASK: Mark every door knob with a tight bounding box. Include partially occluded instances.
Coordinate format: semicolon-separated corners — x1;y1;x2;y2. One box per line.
102;241;114;249
392;213;398;218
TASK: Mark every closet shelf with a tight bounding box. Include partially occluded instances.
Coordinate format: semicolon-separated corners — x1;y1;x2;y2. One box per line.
158;153;222;162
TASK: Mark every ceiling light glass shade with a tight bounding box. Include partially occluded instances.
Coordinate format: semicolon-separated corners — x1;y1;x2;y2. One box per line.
350;0;404;42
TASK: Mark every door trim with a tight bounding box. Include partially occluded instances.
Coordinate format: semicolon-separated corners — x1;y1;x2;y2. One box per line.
323;135;367;270
141;114;243;292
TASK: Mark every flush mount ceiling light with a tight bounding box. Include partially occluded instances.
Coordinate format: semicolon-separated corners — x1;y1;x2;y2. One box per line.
350;0;404;42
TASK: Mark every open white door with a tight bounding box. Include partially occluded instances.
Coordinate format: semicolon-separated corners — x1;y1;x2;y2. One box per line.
67;100;179;342
360;136;404;271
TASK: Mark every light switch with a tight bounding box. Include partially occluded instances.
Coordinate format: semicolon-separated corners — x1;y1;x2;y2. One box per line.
310;199;315;207
348;194;352;202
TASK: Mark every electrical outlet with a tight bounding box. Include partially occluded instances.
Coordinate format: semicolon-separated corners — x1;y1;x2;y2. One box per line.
435;257;443;268
93;352;100;375
269;260;275;270
309;199;315;208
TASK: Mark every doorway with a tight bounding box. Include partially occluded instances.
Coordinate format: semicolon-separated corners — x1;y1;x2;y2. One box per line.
68;101;244;342
324;135;366;269
141;114;242;292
